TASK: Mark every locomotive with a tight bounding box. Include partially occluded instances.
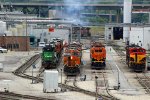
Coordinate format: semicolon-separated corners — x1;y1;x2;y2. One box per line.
90;41;106;69
41;38;63;69
63;42;82;75
126;44;146;72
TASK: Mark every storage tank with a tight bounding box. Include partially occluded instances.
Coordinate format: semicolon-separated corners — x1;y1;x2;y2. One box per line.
0;21;6;35
22;23;27;36
49;10;57;18
43;70;58;93
10;28;18;36
16;25;24;36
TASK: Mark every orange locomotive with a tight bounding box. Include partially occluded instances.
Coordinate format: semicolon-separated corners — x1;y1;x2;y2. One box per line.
90;42;106;69
63;42;82;75
126;44;146;72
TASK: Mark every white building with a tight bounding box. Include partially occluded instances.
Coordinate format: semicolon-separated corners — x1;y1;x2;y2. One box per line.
129;27;150;50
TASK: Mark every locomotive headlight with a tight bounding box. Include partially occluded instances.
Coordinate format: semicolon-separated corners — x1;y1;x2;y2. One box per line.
71;56;73;60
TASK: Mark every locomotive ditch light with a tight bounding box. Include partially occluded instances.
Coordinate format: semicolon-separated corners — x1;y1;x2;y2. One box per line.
71;56;73;60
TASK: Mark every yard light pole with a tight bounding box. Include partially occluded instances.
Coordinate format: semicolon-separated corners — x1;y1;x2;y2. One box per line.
117;68;120;90
116;65;120;90
31;64;36;84
95;76;98;100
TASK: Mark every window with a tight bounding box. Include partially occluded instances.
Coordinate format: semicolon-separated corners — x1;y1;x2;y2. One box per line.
132;50;137;52
95;50;102;52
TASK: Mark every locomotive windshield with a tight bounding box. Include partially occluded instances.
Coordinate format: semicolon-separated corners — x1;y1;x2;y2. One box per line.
95;50;102;52
72;52;79;56
131;49;145;53
43;46;54;51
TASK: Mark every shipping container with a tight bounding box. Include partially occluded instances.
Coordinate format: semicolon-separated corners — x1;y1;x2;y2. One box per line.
43;70;58;93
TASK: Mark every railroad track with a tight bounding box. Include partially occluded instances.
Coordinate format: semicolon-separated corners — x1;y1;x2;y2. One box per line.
92;70;116;99
1;54;54;100
112;45;126;64
101;70;115;98
64;75;77;86
11;53;117;100
0;91;54;100
136;73;150;94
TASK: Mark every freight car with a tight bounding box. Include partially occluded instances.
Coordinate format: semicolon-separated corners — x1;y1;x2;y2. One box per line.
126;44;146;72
42;38;63;69
90;42;106;69
63;42;82;75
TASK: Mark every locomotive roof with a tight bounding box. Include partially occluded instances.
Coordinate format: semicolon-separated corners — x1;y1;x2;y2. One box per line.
91;42;105;47
43;45;54;50
126;44;141;48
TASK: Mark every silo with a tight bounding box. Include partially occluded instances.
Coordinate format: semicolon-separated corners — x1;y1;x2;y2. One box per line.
16;25;24;36
0;21;7;35
11;28;18;36
22;23;27;36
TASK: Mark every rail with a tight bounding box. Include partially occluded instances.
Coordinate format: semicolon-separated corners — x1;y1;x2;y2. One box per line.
12;53;118;100
136;73;150;94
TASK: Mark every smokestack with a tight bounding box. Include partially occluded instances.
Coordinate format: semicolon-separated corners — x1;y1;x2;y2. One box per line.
123;0;132;42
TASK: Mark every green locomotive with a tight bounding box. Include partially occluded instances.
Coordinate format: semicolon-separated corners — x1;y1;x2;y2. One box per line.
42;38;63;69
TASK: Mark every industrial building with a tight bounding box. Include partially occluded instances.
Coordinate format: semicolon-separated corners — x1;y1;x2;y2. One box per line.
0;36;29;51
0;0;150;100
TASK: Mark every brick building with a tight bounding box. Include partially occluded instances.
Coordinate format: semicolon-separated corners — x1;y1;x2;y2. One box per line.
0;36;30;51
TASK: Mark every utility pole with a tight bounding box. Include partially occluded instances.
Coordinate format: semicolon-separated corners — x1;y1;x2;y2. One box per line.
117;68;120;90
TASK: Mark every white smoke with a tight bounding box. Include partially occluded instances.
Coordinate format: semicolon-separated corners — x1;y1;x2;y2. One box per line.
63;0;94;25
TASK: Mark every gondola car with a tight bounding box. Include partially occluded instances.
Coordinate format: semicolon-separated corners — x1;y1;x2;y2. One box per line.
42;38;63;69
63;42;82;75
126;44;146;72
90;42;106;69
